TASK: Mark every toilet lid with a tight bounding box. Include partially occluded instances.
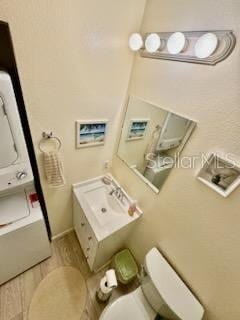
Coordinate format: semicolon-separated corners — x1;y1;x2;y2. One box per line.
100;289;156;320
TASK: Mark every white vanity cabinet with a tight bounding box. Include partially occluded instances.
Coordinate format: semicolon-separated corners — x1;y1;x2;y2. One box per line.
72;176;142;272
73;196;98;268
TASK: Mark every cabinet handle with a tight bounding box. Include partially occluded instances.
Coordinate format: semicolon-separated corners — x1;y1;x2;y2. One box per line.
81;222;85;227
88;236;92;241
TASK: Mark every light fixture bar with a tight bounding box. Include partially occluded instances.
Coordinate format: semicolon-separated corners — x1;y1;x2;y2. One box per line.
129;30;236;65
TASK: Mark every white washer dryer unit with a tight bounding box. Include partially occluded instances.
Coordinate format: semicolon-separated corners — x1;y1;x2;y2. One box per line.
0;186;51;285
0;71;51;284
0;71;33;193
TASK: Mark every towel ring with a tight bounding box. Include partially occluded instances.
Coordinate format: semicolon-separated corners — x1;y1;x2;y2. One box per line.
38;132;62;153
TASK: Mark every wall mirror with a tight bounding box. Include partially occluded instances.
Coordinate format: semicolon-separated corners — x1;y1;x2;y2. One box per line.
117;96;196;193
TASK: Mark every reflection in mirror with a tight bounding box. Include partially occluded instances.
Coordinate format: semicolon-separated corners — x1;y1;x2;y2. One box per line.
117;96;196;193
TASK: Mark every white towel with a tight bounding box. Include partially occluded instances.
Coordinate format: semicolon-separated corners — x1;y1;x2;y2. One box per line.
42;151;65;187
144;125;161;160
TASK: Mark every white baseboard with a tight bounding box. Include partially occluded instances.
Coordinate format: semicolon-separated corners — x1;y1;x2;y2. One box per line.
51;228;74;241
93;260;111;273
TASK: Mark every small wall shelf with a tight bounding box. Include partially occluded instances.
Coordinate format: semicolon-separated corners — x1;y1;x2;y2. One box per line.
197;154;240;197
140;30;236;65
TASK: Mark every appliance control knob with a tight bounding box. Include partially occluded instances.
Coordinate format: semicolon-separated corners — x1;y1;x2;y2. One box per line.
16;171;27;180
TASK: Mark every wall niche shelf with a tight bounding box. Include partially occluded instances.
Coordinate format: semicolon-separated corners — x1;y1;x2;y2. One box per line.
140;30;236;65
197;154;240;197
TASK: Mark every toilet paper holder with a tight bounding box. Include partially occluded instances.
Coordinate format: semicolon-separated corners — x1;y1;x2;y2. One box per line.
96;269;118;302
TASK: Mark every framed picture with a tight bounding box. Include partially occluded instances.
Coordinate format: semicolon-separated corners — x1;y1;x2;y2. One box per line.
197;153;240;197
76;120;108;148
126;119;149;141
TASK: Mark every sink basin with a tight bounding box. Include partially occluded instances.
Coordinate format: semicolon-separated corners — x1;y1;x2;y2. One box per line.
84;185;124;227
73;175;142;240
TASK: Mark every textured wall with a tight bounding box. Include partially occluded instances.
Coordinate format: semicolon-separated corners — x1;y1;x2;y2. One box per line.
113;0;240;319
0;0;146;236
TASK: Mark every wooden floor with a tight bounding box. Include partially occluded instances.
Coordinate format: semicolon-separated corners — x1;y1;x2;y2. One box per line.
0;231;138;320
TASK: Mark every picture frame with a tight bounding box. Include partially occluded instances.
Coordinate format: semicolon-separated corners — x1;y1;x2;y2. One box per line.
126;119;149;141
76;120;108;148
197;153;240;197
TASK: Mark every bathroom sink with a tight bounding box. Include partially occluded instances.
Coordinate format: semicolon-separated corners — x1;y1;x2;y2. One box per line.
84;186;124;227
73;175;142;240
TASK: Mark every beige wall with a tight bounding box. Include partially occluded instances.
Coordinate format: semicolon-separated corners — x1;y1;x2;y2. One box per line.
1;0;240;318
113;0;240;319
0;0;146;236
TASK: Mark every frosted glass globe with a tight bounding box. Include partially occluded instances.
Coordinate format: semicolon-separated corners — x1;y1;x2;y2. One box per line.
145;33;161;53
167;32;187;55
129;33;143;51
194;33;218;59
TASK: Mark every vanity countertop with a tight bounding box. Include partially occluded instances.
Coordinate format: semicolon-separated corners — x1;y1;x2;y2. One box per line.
72;175;142;241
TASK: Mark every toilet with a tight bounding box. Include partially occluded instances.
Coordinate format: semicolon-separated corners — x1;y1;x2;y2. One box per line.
100;248;204;320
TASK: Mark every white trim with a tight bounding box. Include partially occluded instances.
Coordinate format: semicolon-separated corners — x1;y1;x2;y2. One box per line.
93;259;111;273
51;228;74;241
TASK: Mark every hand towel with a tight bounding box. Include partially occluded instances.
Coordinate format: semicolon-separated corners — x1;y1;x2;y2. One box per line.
144;125;161;160
42;151;65;187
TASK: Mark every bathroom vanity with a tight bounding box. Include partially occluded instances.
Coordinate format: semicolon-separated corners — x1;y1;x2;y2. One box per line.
73;175;142;272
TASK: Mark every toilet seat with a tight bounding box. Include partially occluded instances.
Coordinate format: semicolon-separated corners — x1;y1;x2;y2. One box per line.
100;288;156;320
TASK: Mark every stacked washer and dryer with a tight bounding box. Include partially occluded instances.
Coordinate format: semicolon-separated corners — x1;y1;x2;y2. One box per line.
0;71;50;285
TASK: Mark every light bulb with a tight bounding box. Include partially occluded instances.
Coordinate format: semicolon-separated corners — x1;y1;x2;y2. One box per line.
145;33;161;53
194;33;218;59
128;33;143;51
167;32;187;55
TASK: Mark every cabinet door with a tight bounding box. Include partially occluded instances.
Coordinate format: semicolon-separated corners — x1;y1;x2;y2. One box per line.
0;96;18;168
73;202;89;255
73;197;99;270
80;220;98;264
84;222;98;268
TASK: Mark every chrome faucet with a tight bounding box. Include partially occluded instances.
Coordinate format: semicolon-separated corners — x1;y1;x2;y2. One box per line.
109;186;124;202
109;186;120;196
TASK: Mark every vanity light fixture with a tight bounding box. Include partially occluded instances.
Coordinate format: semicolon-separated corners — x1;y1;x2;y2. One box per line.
129;30;235;65
128;33;143;51
145;33;161;53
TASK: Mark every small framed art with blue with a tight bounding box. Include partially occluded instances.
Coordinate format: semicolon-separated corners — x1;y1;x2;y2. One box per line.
126;119;149;141
76;120;108;148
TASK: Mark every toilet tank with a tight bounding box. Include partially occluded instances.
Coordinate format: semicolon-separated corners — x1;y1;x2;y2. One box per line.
141;248;204;320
